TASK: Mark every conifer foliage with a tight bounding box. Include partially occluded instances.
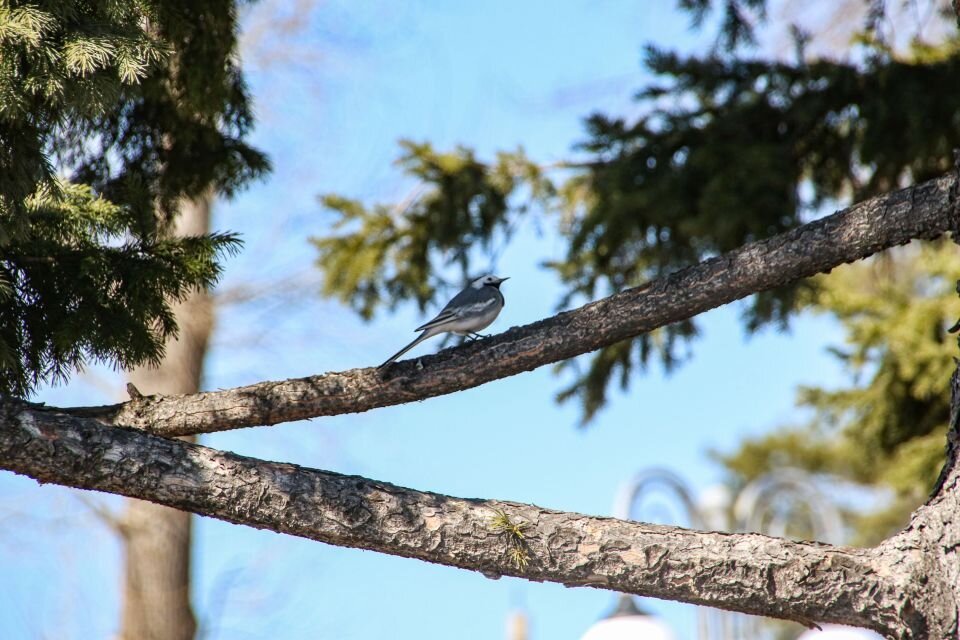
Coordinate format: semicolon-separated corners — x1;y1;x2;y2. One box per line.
0;1;268;396
314;1;960;423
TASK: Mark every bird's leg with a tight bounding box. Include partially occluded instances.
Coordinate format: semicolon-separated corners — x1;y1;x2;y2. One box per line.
469;332;490;340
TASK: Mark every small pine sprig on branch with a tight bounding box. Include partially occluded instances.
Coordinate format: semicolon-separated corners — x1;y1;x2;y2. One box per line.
490;508;531;572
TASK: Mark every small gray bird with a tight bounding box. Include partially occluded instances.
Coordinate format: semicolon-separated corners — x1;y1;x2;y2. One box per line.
378;274;509;369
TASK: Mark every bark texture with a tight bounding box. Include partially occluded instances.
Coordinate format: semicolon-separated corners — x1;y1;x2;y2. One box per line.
119;194;213;640
0;398;915;635
65;171;959;438
873;367;960;638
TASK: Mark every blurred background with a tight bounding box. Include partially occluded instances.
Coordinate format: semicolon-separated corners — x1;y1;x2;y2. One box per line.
2;1;959;638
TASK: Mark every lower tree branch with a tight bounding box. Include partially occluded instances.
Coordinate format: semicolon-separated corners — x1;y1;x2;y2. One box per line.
62;172;958;438
0;397;921;636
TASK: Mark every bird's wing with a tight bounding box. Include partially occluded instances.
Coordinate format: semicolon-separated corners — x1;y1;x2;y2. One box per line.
413;285;476;331
414;309;458;332
414;284;501;332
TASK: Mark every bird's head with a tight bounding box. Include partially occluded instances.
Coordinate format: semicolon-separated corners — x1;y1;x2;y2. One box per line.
471;274;509;289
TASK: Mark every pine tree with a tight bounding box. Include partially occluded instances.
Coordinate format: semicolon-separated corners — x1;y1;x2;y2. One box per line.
0;0;268;397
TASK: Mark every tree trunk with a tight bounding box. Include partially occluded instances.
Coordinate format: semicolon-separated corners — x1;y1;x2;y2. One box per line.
119;193;213;640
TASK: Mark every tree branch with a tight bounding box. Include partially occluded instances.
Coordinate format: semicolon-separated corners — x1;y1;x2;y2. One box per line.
877;362;960;639
59;172;959;437
0;398;906;635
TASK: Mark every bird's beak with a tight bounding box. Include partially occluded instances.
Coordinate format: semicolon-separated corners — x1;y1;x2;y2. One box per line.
498;276;510;283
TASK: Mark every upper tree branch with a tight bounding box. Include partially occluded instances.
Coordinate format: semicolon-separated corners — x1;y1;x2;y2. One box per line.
0;398;906;635
62;172;959;437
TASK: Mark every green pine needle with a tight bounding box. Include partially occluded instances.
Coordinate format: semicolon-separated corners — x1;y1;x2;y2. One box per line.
490;508;531;572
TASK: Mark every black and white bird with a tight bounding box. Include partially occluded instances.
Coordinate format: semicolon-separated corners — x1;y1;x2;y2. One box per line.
378;274;509;369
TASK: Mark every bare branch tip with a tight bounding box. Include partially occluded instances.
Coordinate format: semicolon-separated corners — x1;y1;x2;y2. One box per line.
125;382;144;400
793;615;824;631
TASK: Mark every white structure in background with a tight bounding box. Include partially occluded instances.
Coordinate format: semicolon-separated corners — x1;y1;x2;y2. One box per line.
579;595;676;640
579;468;883;640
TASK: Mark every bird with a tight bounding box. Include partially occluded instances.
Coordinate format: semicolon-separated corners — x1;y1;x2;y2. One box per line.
378;274;509;369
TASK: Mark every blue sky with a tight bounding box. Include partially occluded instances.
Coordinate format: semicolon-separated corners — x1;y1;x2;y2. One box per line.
0;2;854;638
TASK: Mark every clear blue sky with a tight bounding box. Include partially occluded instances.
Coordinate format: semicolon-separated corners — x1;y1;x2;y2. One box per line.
0;2;851;638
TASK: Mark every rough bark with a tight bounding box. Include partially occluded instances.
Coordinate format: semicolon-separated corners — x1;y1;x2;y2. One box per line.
119;194;213;640
65;171;959;438
874;367;960;638
0;397;914;635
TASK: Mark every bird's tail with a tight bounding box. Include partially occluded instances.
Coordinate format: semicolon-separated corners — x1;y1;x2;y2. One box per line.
378;330;433;370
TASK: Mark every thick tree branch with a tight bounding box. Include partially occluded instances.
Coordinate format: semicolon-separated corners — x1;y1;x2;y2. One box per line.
58;172;959;437
0;398;908;635
876;365;960;639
